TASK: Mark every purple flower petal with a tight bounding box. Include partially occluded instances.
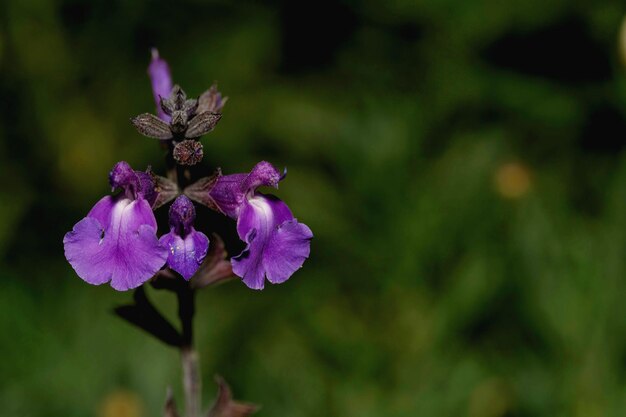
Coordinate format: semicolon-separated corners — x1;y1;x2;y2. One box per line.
63;196;168;291
160;228;209;280
262;219;313;284
86;193;117;226
148;48;173;122
231;194;312;290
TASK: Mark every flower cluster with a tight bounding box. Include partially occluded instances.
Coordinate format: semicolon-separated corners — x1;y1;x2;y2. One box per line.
63;50;312;291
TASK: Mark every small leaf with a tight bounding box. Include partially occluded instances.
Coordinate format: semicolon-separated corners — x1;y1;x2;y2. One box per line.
207;376;259;417
131;113;173;139
185;112;222;138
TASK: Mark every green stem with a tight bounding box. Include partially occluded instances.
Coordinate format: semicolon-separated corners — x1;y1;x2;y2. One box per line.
178;284;201;417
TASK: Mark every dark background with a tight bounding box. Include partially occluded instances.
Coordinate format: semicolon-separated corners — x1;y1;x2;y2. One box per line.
0;1;625;416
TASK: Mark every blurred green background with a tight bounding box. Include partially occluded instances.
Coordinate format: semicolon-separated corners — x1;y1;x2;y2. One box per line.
1;0;626;416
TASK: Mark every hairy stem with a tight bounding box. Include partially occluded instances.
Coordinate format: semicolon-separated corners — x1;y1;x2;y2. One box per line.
181;346;201;417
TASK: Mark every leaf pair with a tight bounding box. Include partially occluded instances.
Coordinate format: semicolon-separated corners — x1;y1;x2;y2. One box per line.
131;112;221;140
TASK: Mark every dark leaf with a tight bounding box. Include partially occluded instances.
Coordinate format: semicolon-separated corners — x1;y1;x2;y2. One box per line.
185;112;222;138
131;113;173;139
114;287;182;347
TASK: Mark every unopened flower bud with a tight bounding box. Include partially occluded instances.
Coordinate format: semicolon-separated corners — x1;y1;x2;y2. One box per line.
173;140;203;166
148;48;173;122
168;195;196;236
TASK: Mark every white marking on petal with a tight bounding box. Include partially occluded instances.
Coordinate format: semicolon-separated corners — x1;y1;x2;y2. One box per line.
248;196;274;225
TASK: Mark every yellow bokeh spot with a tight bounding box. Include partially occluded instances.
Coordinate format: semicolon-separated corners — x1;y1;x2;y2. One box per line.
494;162;532;199
98;390;144;417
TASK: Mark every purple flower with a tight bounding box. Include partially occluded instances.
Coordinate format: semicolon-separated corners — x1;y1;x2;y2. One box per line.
159;195;209;280
63;162;168;291
206;161;313;290
148;48;173;122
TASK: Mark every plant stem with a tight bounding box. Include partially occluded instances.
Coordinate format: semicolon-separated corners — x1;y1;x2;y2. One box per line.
181;346;201;417
172;153;202;417
178;284;200;417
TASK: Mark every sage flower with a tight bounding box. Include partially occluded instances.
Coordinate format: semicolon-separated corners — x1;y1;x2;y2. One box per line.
193;161;313;290
63;161;168;291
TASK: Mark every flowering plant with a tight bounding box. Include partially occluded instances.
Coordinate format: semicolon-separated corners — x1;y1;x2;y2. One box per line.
63;49;312;417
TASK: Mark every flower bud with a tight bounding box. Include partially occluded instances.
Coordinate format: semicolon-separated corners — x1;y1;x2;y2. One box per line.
168;195;196;236
173;140;204;166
